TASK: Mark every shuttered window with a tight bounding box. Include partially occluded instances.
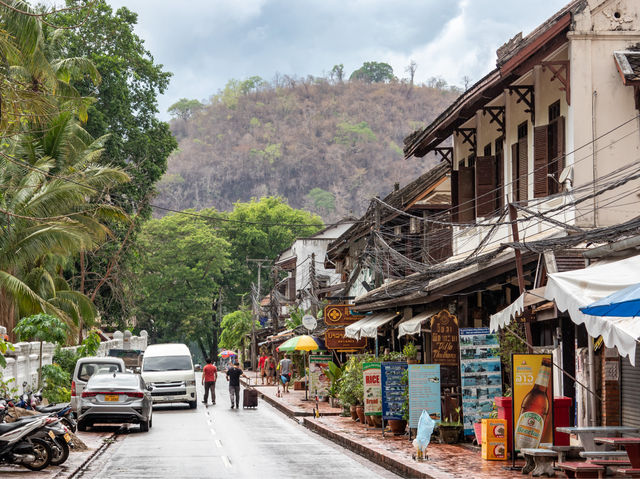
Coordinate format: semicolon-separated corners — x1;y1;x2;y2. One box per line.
424;211;452;264
458;166;476;223
475;156;497;217
548;116;566;194
496;139;504;211
622;349;640;428
451;170;459;223
511;143;518;202
534;125;549;198
518;137;528;203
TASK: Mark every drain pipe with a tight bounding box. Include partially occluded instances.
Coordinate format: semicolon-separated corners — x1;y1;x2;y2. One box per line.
585;256;598;426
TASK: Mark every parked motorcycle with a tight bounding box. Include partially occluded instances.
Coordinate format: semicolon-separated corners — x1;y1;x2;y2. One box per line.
35;403;77;433
0;407;53;470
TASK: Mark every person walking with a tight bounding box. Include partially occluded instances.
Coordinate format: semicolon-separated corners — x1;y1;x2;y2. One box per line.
226;361;247;409
279;354;293;393
267;355;276;385
201;358;217;406
258;352;268;385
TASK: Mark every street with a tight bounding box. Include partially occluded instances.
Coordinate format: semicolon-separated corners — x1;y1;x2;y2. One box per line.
75;375;399;479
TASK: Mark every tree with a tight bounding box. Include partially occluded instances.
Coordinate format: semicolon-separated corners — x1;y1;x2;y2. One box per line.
329;64;344;83
349;61;395;83
219;306;256;361
168;98;204;121
14;314;69;388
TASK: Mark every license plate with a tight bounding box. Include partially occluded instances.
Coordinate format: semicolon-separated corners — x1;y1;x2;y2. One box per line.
63;433;71;443
104;394;119;402
48;430;55;440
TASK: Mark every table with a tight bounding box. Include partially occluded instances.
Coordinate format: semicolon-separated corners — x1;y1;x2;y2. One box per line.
556;426;640;451
594;437;640;470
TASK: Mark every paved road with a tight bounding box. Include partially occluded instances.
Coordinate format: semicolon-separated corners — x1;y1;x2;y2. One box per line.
77;374;399;479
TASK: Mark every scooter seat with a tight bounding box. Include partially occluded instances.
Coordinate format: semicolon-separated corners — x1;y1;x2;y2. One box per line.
35;404;65;413
0;421;28;433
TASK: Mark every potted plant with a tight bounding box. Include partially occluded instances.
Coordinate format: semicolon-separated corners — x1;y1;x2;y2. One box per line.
438;407;463;444
337;356;364;422
325;361;343;408
403;342;419;364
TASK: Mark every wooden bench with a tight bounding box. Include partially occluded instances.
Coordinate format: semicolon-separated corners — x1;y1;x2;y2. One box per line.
521;448;557;476
556;462;604;478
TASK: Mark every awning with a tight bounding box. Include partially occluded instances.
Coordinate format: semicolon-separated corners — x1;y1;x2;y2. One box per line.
344;312;399;340
397;310;437;338
490;287;547;332
544;254;640;365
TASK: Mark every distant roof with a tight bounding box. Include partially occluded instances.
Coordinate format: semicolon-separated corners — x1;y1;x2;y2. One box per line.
614;51;640;84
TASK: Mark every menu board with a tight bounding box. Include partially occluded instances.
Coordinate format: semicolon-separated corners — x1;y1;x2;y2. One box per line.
408;364;441;429
309;355;332;397
381;361;408;420
459;328;502;436
363;362;382;416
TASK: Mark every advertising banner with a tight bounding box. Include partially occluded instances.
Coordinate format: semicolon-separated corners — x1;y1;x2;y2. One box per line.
309;355;332;398
363;362;382;416
459;328;502;436
408;364;441;429
512;354;554;451
381;361;408;420
324;328;367;350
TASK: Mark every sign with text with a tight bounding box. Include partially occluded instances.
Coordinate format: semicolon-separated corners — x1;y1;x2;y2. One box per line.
430;310;460;367
408;364;441;429
309;355;332;398
381;361;408;421
324;304;364;326
363;362;382;416
512;354;554;451
324;328;367;350
460;328;502;436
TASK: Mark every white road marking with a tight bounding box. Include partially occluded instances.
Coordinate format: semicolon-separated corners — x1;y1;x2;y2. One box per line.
207;419;213;425
221;456;232;469
215;439;222;448
210;428;217;435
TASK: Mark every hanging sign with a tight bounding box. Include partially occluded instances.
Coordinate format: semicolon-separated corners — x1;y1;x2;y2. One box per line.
309;354;331;398
512;354;554;451
459;328;502;436
324;328;367;350
408;364;441;429
381;361;408;421
363;362;382;416
324;304;364;326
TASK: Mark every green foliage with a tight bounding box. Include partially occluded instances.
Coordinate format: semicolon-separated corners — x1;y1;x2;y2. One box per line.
337;355;374;407
0;338;14;369
219;307;256;351
329;64;344;83
77;330;101;357
349;61;395;83
334;121;377;146
250;143;282;165
402;342;418;360
214;76;266;109
53;346;80;379
306;188;335;213
285;306;305;330
326;361;343;398
14;314;69;345
41;364;71;403
168;98;204;121
401;368;409;421
0;377;17;401
499;324;528;381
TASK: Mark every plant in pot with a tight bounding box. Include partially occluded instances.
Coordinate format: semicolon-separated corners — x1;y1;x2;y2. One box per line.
325;361;343;408
438;407;463;444
403;342;419;364
338;356;364;422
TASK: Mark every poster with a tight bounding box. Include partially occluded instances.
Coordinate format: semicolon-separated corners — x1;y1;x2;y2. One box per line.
512;354;554;450
309;355;332;397
459;328;502;436
363;362;382;416
381;361;408;420
408;364;441;429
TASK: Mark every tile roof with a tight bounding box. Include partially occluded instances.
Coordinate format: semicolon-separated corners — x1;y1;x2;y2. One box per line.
614;51;640;84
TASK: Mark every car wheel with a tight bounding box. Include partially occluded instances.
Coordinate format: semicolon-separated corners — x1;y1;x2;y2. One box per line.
188;400;197;409
22;438;51;471
50;438;70;466
77;420;87;432
140;418;150;432
149;414;153;428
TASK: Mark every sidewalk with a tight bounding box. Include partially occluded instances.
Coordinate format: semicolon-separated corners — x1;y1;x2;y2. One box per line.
244;377;529;479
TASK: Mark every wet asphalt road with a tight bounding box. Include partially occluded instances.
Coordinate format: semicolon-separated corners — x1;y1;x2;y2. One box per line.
78;374;399;479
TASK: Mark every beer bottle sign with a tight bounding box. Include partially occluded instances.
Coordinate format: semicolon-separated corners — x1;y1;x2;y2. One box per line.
512;355;553;450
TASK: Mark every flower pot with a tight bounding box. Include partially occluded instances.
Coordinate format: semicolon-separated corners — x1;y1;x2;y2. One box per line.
371;416;382;428
406;359;419;364
473;422;482;445
439;425;461;444
356;405;365;424
366;415;374;426
388;419;407;435
350;405;358;421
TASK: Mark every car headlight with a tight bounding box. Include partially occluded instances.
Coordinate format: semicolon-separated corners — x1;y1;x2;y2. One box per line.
186;380;196;386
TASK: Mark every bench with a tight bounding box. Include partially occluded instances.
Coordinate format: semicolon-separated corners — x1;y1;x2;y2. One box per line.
549;445;583;462
587;459;631;475
579;450;628;458
557;462;604;478
618;468;640;477
521;448;557;476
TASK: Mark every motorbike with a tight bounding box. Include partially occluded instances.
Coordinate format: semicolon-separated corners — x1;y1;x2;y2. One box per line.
35;402;77;433
0;407;53;470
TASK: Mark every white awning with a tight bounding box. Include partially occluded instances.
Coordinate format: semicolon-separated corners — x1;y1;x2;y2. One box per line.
397;310;436;338
344;312;399;340
544;254;640;365
489;287;547;332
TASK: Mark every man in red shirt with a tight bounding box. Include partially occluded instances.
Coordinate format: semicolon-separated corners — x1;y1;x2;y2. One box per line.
202;358;218;405
258;353;268;384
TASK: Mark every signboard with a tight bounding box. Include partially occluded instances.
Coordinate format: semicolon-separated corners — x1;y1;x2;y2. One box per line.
309;354;331;397
363;362;382;416
381;361;408;420
408;364;441;429
459;328;502;436
512;354;554;451
324;304;364;326
430;310;460;367
324;328;367;350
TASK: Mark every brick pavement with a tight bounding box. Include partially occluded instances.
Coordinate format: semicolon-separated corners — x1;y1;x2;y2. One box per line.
245;378;580;479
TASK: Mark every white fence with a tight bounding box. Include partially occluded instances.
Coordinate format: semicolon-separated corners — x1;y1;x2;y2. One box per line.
0;328;148;392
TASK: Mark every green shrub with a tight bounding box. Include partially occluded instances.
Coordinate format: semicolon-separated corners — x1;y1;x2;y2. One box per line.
41;364;71;403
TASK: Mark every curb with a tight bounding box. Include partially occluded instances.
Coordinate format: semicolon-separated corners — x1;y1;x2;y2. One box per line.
240;379;307;417
65;432;117;479
302;418;437;479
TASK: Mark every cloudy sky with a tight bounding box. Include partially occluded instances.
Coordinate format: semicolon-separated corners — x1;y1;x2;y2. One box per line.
108;0;568;120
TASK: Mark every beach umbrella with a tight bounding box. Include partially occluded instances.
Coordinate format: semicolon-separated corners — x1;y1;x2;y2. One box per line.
276;335;323;352
580;283;640;317
218;349;237;358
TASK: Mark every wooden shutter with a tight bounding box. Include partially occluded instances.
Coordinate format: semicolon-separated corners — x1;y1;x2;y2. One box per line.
557;116;566;173
475;156;497;217
425;214;453;264
496;141;504;211
451;170;459;223
288;274;296;300
511;143;518;201
533;125;549;198
518;137;528;203
458;166;475;223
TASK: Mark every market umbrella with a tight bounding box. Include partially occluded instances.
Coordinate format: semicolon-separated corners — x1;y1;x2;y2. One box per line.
218;349;237;358
580;283;640;317
276;335;323;400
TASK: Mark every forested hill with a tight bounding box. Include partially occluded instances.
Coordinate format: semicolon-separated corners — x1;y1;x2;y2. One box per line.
156;76;459;221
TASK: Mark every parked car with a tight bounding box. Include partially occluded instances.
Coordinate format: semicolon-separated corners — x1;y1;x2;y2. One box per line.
71;357;126;413
141;344;197;408
77;372;153;432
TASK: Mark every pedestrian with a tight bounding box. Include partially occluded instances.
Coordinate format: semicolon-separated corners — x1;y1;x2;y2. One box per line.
259;352;268;385
201;357;217;405
226;360;247;409
267;355;276;385
279;353;293;393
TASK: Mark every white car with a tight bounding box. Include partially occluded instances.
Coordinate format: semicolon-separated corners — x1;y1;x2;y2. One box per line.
141;344;197;408
71;357;126;413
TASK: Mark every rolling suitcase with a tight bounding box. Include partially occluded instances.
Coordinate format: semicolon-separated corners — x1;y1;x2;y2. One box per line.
243;378;258;408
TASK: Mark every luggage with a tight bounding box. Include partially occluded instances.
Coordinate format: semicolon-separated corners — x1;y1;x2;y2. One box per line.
243;377;258;408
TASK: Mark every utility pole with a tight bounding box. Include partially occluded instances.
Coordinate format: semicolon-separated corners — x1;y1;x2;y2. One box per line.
247;258;271;371
271;266;280;335
374;197;383;288
508;203;533;352
310;253;318;317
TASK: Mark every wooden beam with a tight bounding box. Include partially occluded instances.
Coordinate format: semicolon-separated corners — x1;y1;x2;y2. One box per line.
542;60;570;105
508;85;535;123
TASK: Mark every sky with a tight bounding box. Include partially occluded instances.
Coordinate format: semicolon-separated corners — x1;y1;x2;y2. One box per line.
108;0;569;120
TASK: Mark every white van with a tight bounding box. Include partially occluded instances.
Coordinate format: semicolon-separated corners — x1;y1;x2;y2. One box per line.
71;357;126;413
141;344;197;408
